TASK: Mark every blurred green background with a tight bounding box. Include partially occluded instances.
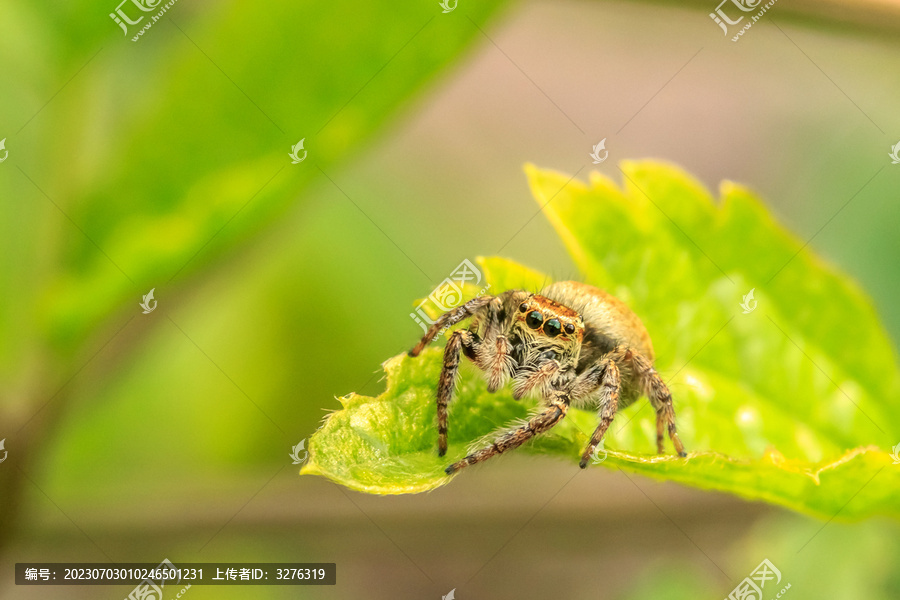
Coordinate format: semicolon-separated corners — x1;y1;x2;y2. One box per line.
1;0;899;598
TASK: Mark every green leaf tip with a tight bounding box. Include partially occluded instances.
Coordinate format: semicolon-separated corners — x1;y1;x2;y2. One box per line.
303;162;900;520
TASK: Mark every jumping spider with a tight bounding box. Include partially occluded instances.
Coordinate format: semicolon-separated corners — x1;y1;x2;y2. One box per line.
408;281;687;475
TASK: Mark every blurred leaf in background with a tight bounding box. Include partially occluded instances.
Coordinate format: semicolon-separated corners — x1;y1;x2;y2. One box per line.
0;0;511;539
621;514;900;600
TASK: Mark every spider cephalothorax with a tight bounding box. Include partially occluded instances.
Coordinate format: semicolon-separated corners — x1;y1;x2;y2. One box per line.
492;294;584;400
408;281;687;475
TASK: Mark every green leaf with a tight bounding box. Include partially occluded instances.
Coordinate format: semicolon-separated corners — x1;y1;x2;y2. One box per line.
1;0;513;358
302;162;900;520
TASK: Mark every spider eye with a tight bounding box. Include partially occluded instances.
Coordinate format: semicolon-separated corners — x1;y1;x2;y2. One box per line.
544;318;561;337
519;303;528;313
564;323;576;335
526;311;543;329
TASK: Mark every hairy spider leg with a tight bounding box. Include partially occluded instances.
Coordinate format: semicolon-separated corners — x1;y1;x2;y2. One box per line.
474;296;517;393
628;351;687;456
445;391;570;475
436;329;481;456
408;295;496;357
568;356;621;468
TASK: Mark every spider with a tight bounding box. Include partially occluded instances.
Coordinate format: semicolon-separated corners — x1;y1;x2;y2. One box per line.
408;281;687;475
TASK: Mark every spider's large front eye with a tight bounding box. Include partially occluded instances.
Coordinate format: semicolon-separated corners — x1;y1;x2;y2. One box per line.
544;318;561;337
526;311;543;329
